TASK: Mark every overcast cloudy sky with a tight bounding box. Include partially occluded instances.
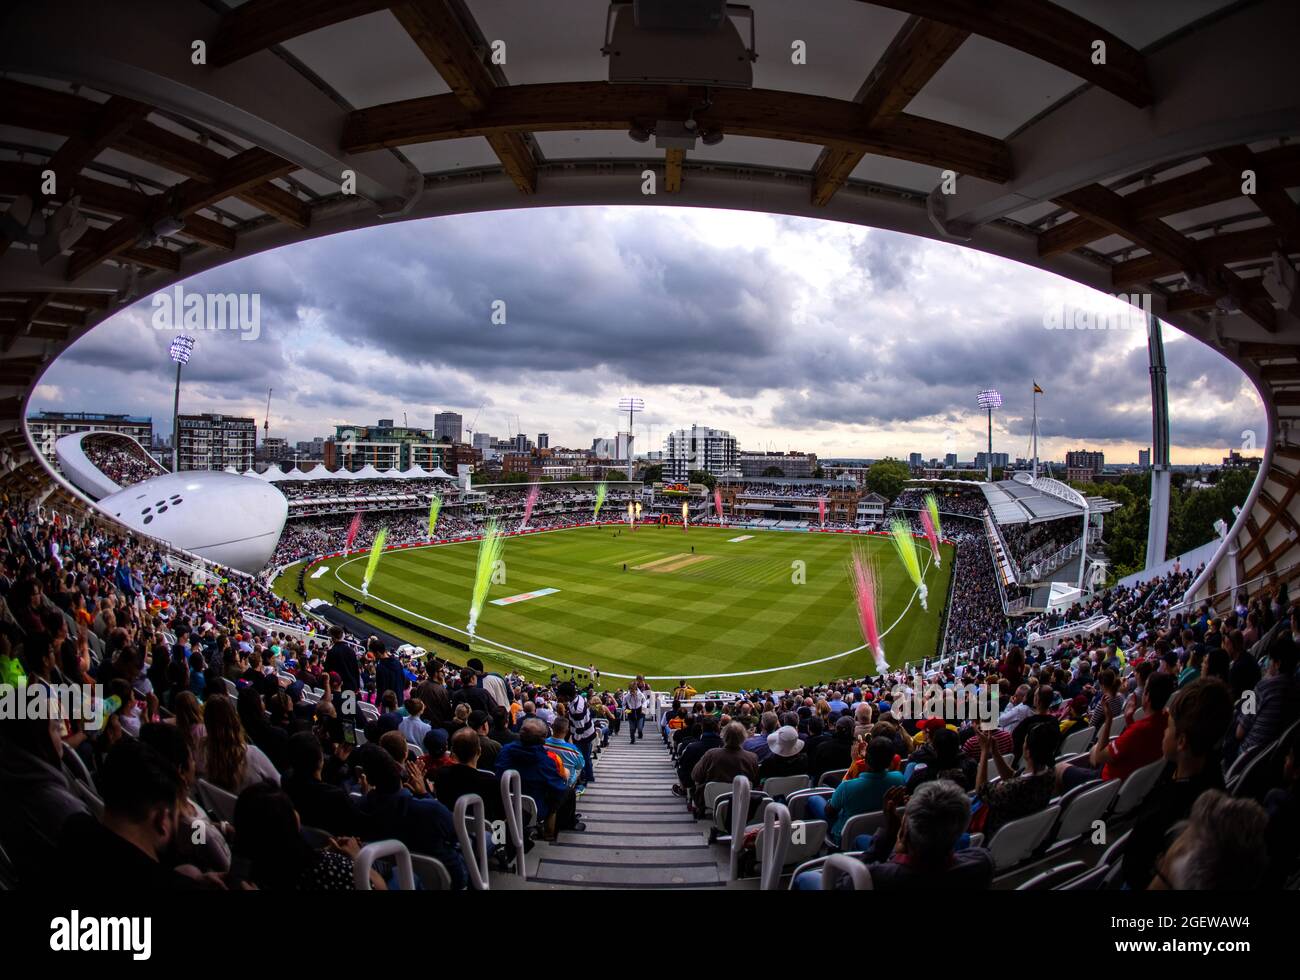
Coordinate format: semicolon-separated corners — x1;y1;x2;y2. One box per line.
33;205;1263;465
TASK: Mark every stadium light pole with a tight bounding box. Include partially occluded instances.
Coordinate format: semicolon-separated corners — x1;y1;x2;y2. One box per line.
169;334;196;473
618;396;644;481
977;388;1002;482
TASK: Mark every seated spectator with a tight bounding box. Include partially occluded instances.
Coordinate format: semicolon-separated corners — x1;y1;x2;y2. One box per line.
198;694;281;793
281;731;366;837
1150;790;1268;890
1011;685;1061;765
1121;678;1233;889
1230;634;1299;763
807;736;905;847
674;715;721;798
432;727;504;822
810;716;856;783
743;711;779;761
53;740;201;891
495;718;582;839
1263;726;1300;888
232;781;376;891
468;709;501;771
690;721;760;812
139;722;231;873
796;781;993;891
1056;672;1174;792
544;716;584;790
759;725;809;784
0;699;90;887
238;687;289;774
976;723;1057;837
350;743;467;889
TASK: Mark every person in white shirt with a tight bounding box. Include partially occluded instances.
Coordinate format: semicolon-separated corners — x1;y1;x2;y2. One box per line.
625;681;648;743
997;684;1032;731
399;698;432;746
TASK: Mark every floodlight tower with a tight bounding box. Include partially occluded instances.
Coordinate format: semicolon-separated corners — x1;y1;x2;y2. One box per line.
619;396;645;480
169;334;196;473
976;388;1002;482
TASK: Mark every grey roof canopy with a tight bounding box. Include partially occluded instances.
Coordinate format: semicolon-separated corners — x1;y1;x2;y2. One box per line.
0;0;1298;605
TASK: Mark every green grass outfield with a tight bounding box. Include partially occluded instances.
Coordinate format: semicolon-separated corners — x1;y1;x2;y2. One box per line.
275;524;953;691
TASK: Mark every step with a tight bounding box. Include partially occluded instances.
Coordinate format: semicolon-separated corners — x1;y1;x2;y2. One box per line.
538;844;714;865
582;810;696;824
534;860;722;887
574;826;707;842
573;820;702;835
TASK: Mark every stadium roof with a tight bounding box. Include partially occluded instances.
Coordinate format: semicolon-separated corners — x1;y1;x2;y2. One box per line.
981;476;1120;526
1;0;1298;603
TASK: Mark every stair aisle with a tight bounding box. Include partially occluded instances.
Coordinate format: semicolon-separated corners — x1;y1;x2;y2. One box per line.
522;731;727;888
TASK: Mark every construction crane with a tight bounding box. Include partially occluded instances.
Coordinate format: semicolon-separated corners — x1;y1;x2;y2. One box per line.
263;387;272;444
465;401;485;443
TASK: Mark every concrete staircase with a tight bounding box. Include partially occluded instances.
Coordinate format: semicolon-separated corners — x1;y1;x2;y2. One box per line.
511;734;728;889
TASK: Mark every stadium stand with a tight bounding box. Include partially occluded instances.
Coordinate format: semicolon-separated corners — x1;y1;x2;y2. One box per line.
2;484;1299;891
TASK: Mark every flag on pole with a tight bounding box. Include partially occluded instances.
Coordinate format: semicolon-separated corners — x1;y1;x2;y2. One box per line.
1033;381;1044;394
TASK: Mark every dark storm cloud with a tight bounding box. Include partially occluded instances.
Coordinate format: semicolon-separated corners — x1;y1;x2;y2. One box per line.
33;207;1263;453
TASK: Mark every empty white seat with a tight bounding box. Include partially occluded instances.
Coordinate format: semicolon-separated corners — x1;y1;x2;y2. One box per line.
1110;759;1166;818
197;779;239;823
987;804;1060;870
1059;725;1094;756
1054;779;1122;843
762;774;810;799
818;768;848;788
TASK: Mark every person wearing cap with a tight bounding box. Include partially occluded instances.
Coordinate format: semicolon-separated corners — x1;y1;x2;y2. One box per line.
758;725;808;785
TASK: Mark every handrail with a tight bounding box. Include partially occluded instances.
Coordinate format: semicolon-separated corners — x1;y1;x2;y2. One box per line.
453;794;490;891
760;802;792;891
499;769;527;880
729;773;751;881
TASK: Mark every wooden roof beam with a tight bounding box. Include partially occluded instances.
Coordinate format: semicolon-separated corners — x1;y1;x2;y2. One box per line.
393;0;537;193
812;16;968;206
858;0;1151;107
342;82;1012;185
1057;183;1276;331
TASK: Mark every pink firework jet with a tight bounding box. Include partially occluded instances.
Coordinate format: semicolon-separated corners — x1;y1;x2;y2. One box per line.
345;511;362;550
522;484;540;529
714;487;724;524
851;551;887;674
818;495;826;526
918;508;942;569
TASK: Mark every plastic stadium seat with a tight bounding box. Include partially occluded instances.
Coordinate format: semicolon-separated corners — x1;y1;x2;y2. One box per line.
756;818;827;873
818;768;848;788
1017;860;1088;890
838;809;889;848
1109;759;1166;818
1109;716;1127;738
353;839;415;890
223;678;237;697
1059;726;1094;756
1056;862;1112;890
406;742;425;757
197;779;239;823
411;853;452;890
702;780;733;815
761;774;810;799
819;853;873;890
984;753;1015;782
1051;778;1122;847
785;787;832;821
987;804;1060;870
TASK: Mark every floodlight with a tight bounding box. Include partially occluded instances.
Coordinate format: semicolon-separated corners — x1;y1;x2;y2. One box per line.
977;388;1002;411
169;334;196;364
